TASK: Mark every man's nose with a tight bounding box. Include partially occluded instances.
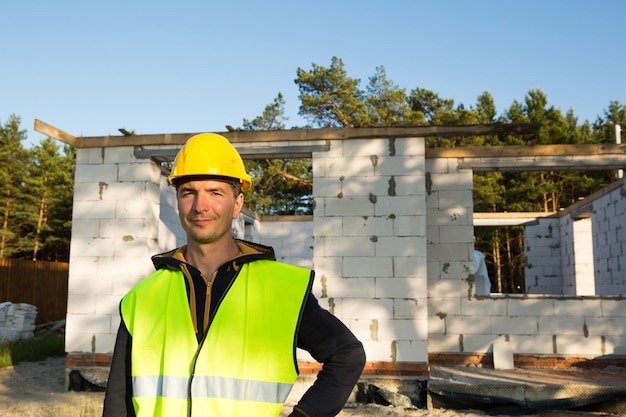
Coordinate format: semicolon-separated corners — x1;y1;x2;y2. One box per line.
193;194;211;212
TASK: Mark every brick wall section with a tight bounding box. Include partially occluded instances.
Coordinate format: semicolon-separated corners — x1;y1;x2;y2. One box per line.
65;353;433;378
65;352;626;375
298;361;430;378
66;352;113;368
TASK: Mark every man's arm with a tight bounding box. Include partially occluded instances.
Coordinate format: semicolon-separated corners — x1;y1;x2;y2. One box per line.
102;320;135;417
290;294;366;417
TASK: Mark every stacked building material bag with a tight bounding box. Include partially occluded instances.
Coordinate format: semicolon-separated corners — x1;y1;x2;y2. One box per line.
0;302;38;342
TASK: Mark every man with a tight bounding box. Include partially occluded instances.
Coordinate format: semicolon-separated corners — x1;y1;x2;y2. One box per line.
103;133;366;417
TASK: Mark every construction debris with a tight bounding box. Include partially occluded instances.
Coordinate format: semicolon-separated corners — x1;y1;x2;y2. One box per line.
0;302;38;342
428;365;626;415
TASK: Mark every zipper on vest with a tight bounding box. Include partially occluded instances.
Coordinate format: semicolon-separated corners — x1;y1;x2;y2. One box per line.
202;270;216;335
186;266;242;416
180;264;199;335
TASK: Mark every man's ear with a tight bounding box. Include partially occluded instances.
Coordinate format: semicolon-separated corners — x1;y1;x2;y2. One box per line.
232;192;244;219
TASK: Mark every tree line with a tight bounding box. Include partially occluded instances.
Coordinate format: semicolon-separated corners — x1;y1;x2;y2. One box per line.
0;115;74;261
242;57;625;217
2;56;624;293
239;57;625;293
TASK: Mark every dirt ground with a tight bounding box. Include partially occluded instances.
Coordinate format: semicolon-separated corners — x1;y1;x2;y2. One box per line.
0;356;614;417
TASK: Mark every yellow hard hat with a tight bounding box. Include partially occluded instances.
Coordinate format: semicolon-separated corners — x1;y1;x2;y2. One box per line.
167;133;252;192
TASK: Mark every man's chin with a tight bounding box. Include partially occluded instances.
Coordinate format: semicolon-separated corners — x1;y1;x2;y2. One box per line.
188;230;229;245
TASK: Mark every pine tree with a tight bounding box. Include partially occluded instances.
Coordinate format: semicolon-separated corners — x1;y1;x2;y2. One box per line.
238;60;622;292
0;115;30;258
295;56;366;127
26;138;74;261
240;94;312;215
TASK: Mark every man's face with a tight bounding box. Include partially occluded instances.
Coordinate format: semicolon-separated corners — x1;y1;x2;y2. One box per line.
177;179;243;246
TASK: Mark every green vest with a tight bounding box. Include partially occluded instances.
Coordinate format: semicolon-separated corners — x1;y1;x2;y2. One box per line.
121;259;313;417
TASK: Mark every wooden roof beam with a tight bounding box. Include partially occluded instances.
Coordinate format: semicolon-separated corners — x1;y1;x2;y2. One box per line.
33;120;540;148
33;119;78;146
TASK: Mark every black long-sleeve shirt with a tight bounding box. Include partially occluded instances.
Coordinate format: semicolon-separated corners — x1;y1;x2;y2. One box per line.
103;240;366;417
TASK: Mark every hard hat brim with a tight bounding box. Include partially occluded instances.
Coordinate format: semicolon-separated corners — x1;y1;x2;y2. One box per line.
169;174;248;191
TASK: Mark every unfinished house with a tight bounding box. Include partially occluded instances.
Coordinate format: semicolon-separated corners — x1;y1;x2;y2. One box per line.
36;121;626;407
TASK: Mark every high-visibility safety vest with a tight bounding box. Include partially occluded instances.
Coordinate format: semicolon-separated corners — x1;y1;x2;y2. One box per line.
121;260;313;417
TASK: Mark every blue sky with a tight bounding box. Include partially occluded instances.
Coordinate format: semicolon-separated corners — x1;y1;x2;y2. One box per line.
2;1;624;147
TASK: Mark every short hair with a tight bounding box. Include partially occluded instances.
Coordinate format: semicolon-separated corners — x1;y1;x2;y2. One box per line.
173;175;243;196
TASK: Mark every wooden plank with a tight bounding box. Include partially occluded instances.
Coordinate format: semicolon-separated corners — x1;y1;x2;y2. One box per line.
225;123;541;142
427;144;626;158
35;121;540;148
33;119;78;146
133;144;331;161
464;159;626;172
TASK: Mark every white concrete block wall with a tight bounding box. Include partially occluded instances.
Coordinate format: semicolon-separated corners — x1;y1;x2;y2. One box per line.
258;218;313;269
429;293;626;357
241;211;261;242
158;175;185;252
66;139;626;368
591;180;626;295
525;218;563;294
573;218;595;295
525;180;626;297
425;158;626;358
425;157;481;353
312;138;429;363
560;215;583;295
66;146;162;354
425;158;474;300
427;160;624;355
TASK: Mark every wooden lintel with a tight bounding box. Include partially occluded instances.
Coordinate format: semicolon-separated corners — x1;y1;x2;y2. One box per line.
43;123;540;148
427;143;626;158
133;144;330;161
224;123;540;142
75;133;199;148
33;119;78;146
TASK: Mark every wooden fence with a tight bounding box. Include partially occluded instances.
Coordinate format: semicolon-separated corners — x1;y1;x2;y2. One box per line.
0;258;69;325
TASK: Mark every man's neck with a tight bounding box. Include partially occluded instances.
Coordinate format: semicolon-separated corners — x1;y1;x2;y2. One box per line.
185;238;241;278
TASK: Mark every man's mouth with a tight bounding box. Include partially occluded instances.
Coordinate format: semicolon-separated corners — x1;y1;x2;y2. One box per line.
191;218;213;225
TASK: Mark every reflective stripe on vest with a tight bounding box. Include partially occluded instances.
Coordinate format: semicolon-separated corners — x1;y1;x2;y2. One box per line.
133;374;293;403
121;259;312;417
